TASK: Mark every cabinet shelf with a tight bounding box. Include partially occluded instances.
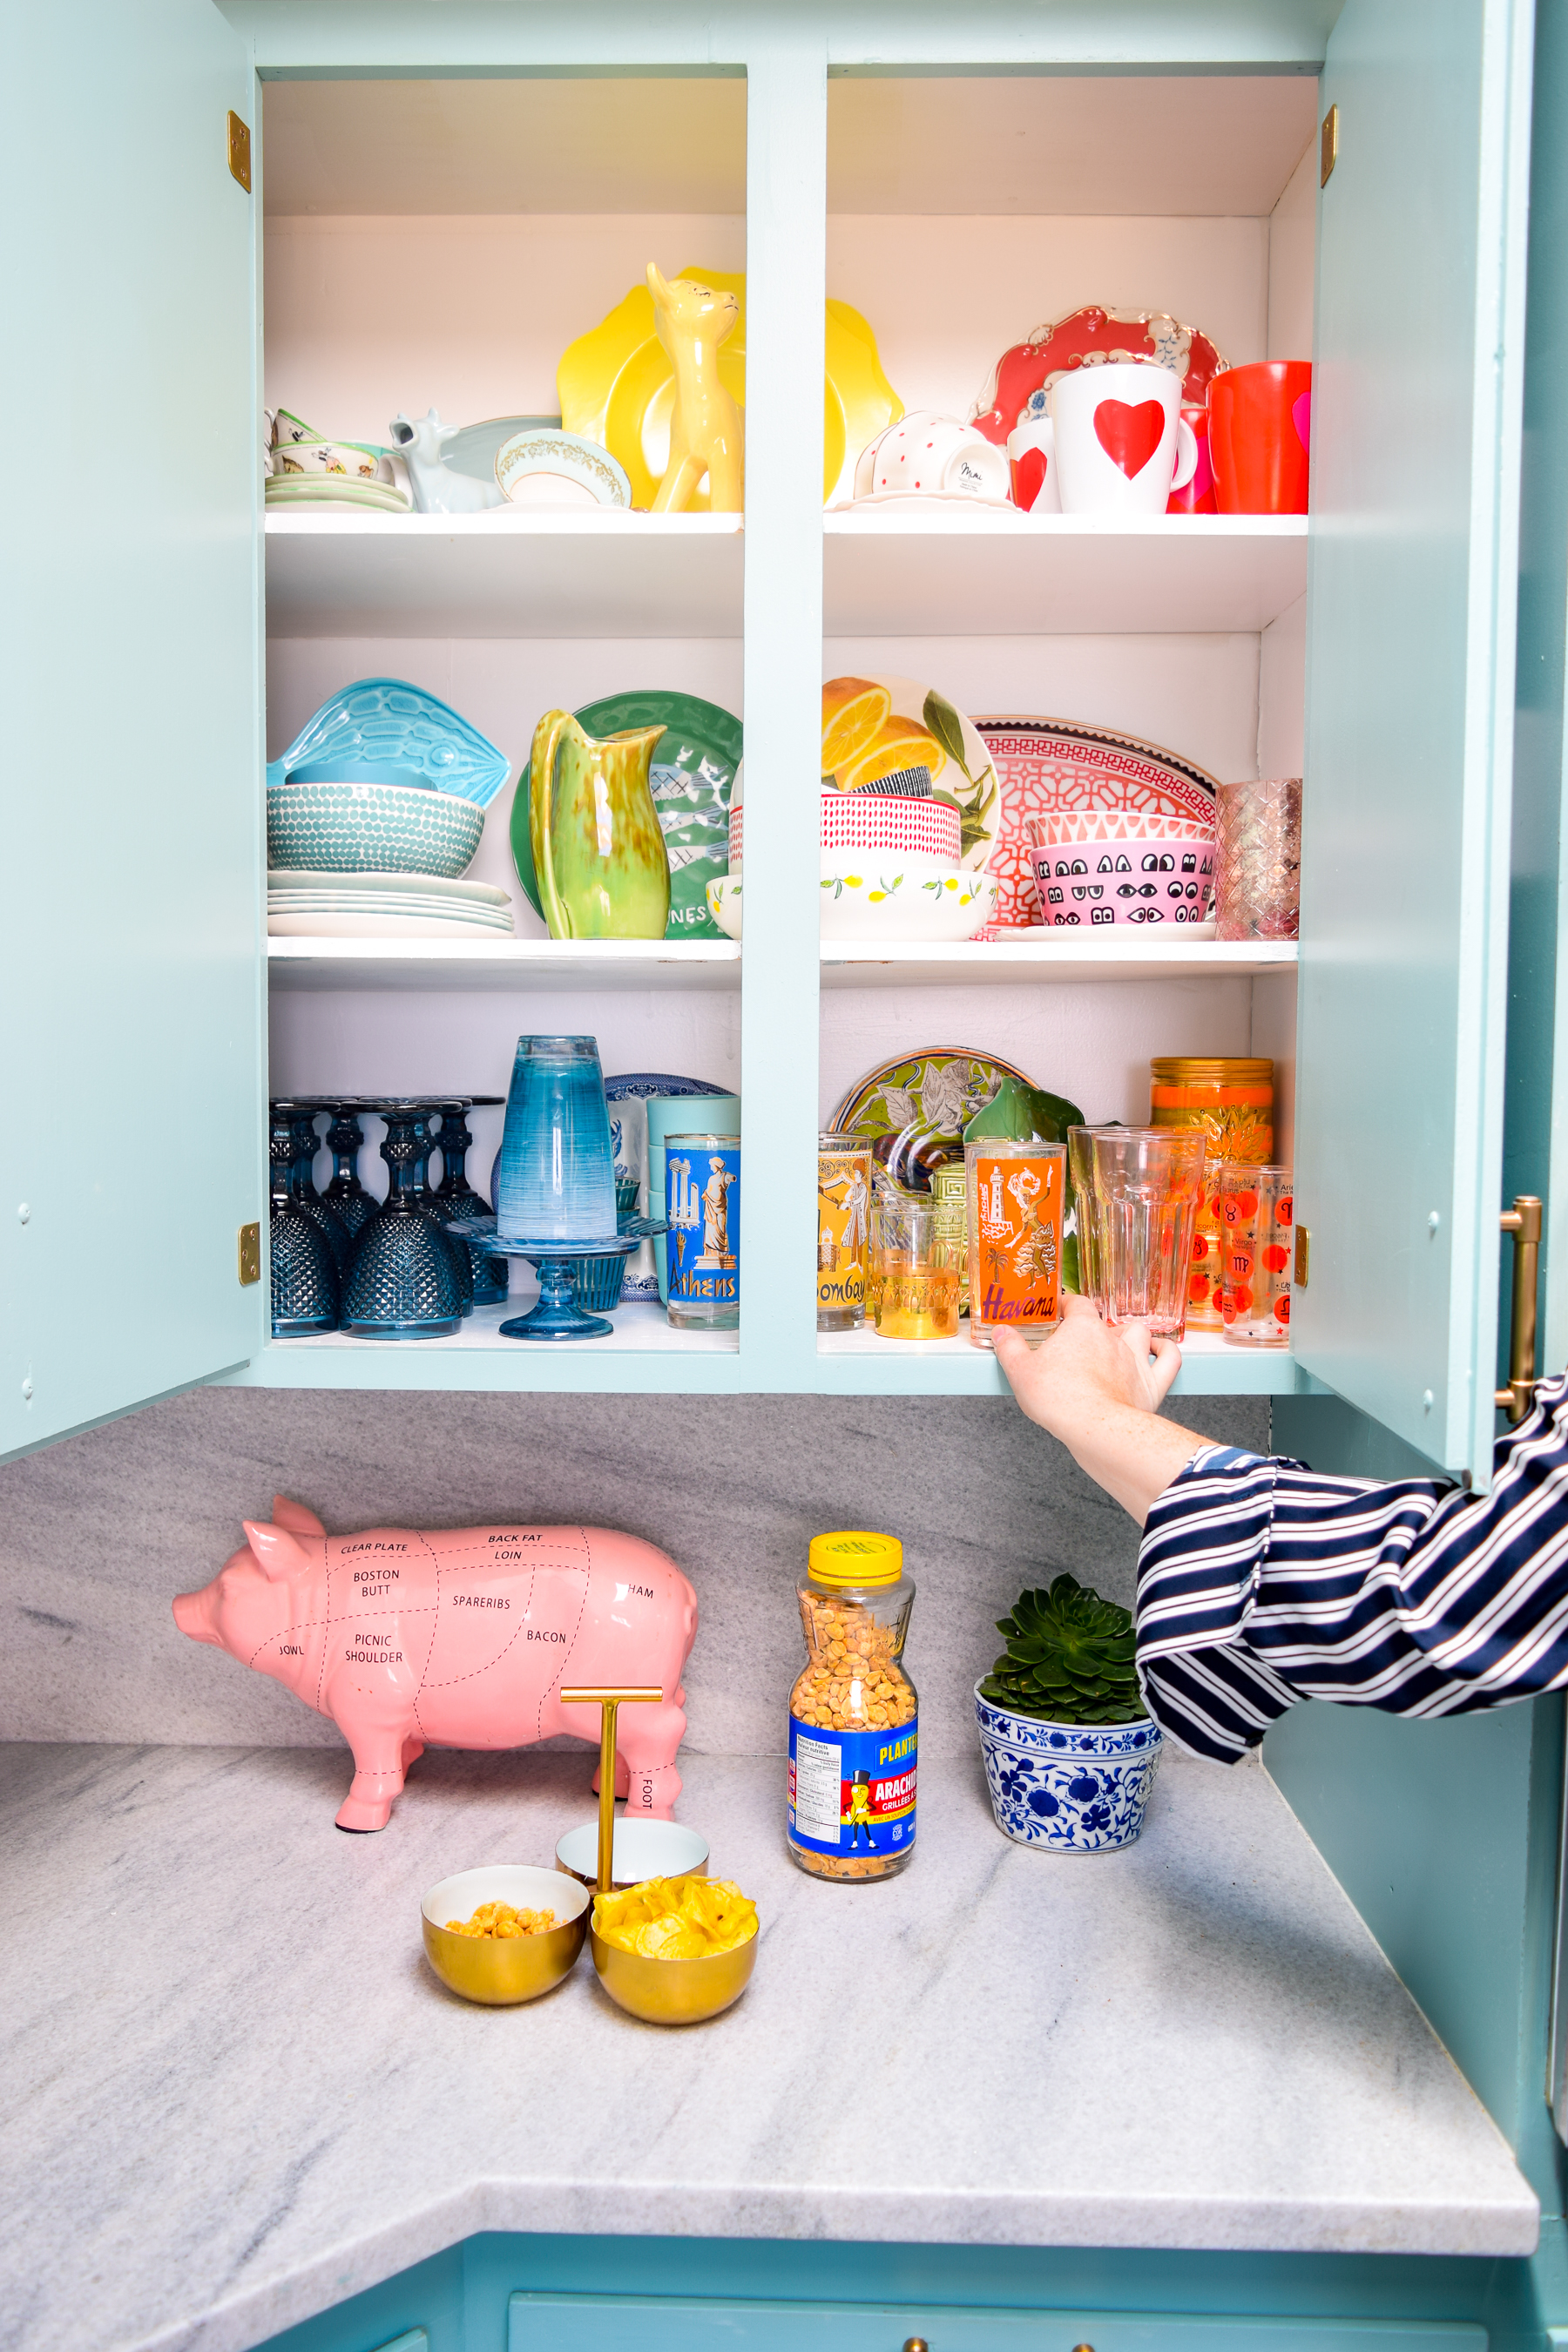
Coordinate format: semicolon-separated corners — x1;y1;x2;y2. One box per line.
263;510;744;639
266;936;1296;992
817;1327;1325;1396
823;510;1308;637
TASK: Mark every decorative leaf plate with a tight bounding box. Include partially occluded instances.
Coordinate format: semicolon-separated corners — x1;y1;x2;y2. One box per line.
830;1050;1036;1145
511;690;742;943
822;674;1000;872
558;266;902;510
267;678;510;807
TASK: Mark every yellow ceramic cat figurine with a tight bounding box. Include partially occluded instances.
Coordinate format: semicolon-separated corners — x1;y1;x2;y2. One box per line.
646;262;744;514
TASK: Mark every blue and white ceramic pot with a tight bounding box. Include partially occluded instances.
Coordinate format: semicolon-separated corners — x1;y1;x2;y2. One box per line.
974;1681;1162;1853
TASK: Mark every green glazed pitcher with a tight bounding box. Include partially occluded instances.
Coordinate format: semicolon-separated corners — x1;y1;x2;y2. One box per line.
528;710;671;940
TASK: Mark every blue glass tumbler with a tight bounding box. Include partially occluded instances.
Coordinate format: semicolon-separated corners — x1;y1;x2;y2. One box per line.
321;1104;377;1243
274;1101;352;1275
268;1111;340;1335
431;1098;509;1308
496;1037;618;1244
340;1102;463;1339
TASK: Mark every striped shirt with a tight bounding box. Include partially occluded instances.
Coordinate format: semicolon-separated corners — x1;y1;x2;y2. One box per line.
1135;1369;1568;1762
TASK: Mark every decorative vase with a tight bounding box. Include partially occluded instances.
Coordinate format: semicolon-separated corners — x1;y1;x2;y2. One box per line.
495;1036;618;1244
974;1681;1162;1853
528;712;670;940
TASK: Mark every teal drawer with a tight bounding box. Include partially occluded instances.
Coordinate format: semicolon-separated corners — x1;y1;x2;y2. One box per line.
509;2301;1487;2352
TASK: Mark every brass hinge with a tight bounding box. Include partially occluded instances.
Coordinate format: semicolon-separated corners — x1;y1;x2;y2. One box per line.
1320;104;1339;186
1496;1194;1544;1423
1294;1224;1310;1288
238;1222;261;1286
227;110;252;193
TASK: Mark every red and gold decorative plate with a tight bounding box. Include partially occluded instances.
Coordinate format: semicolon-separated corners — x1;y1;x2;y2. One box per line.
970;305;1228;443
975;716;1220;929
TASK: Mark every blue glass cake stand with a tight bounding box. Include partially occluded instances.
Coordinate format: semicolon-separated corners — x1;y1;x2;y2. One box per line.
449;1216;666;1341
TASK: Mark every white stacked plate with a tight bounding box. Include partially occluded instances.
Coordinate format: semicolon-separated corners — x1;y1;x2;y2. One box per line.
264;475;410;515
267;869;513;938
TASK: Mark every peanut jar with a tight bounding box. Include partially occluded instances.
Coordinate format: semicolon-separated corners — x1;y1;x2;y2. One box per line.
1149;1057;1274;1334
787;1531;917;1881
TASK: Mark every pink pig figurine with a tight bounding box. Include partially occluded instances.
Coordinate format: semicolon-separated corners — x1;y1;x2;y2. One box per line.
173;1497;698;1833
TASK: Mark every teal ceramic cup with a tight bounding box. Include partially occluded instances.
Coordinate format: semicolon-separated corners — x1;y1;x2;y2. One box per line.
647;1094;740;1301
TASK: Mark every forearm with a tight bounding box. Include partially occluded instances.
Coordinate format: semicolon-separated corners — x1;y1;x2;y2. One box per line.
1059;1402;1214;1524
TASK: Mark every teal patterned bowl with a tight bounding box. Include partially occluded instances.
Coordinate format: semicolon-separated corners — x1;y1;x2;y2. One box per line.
267;781;485;878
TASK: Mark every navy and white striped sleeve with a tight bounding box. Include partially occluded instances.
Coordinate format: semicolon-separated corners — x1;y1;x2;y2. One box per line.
1134;1370;1568;1762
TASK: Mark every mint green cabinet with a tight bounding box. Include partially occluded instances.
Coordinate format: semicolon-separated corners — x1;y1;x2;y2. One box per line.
0;0;264;1464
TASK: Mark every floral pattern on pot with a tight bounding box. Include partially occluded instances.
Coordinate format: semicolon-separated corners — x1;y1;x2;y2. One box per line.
974;1682;1162;1852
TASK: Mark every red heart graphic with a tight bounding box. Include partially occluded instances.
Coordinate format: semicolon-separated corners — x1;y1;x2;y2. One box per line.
1093;399;1166;479
1014;448;1048;510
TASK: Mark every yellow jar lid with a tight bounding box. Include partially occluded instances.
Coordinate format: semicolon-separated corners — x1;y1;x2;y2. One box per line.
808;1530;902;1586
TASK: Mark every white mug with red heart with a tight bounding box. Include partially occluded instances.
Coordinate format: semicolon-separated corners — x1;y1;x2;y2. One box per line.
1019;362;1199;516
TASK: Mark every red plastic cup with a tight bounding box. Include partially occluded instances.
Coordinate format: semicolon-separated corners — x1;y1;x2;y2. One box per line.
1208;361;1312;514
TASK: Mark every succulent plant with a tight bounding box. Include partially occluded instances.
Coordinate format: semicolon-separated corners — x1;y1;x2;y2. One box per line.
979;1573;1146;1725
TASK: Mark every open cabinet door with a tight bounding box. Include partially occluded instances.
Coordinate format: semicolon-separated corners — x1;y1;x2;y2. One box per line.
1294;0;1533;1477
0;0;262;1463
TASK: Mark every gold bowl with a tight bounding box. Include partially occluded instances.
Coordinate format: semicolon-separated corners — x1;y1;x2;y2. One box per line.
421;1865;588;2005
589;1916;758;2025
554;1817;709;1891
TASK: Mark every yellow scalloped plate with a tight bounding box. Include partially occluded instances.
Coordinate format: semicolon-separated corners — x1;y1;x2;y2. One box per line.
558;266;902;511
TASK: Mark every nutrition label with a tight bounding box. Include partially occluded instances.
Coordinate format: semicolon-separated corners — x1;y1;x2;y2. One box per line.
791;1730;844;1842
788;1713;917;1858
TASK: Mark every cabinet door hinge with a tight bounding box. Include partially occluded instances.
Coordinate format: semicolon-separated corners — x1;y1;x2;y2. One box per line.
1321;104;1339;186
238;1222;260;1286
227;110;252;193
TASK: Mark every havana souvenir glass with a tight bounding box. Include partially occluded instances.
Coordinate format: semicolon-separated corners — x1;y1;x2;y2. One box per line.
964;1137;1067;1348
496;1036;618;1245
1088;1128;1208;1339
321;1103;377;1242
666;1133;740;1329
1217;1163;1294;1347
268;1111;340;1336
817;1133;872;1332
870;1179;960;1342
1149;1058;1274;1331
340;1101;463;1340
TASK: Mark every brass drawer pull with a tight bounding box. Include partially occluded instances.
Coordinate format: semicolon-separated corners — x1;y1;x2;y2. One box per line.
1496;1194;1544;1423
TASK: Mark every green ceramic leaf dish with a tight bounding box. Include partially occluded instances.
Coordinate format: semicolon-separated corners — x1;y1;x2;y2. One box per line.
511;690;742;943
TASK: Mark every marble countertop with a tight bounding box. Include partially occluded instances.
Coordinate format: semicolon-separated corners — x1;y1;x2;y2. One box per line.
0;1739;1537;2352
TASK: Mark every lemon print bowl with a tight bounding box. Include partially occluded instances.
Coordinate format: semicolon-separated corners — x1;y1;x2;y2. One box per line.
267;781;485;877
820;861;997;943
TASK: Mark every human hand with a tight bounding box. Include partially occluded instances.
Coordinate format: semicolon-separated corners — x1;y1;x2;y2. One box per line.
995;1295;1206;1525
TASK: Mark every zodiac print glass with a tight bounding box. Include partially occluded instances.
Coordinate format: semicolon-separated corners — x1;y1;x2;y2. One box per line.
496;1035;617;1244
1217;1162;1294;1346
666;1134;740;1328
817;1133;872;1331
870;1179;960;1342
1088;1128;1207;1339
964;1139;1066;1349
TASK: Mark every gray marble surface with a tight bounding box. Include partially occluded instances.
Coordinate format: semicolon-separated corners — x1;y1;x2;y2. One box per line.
0;1385;1266;1755
0;1740;1535;2352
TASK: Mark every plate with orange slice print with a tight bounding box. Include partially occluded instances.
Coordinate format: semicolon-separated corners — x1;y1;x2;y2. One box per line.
821;674;1000;872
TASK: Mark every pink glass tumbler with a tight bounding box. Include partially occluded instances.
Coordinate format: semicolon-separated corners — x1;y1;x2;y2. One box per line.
1087;1128;1208;1339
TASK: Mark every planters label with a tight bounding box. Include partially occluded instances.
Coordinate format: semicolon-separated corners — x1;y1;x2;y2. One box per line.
666;1139;740;1307
788;1713;917;1858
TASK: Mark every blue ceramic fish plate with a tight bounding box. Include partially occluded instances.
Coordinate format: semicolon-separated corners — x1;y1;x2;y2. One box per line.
267;677;510;808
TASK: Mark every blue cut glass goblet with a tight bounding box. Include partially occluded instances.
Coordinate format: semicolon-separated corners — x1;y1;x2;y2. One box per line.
321;1104;377;1243
496;1036;617;1244
268;1112;340;1335
340;1102;463;1339
273;1099;351;1274
430;1097;508;1308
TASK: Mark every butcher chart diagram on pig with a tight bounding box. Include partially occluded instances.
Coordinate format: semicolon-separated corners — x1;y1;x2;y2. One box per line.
174;1498;697;1831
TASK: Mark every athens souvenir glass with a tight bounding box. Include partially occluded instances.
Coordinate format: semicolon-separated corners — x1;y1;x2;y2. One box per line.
964;1138;1067;1349
666;1134;740;1329
817;1133;872;1331
870;1179;960;1342
1217;1163;1294;1347
1088;1128;1208;1339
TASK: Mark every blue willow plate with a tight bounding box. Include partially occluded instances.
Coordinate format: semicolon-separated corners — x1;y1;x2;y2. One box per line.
267;678;510;807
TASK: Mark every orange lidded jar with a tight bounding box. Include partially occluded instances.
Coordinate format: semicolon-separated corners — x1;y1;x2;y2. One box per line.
1149;1058;1274;1334
787;1531;916;1882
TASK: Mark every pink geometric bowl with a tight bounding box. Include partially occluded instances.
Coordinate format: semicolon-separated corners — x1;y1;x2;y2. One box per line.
1028;811;1215;849
1031;835;1216;928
